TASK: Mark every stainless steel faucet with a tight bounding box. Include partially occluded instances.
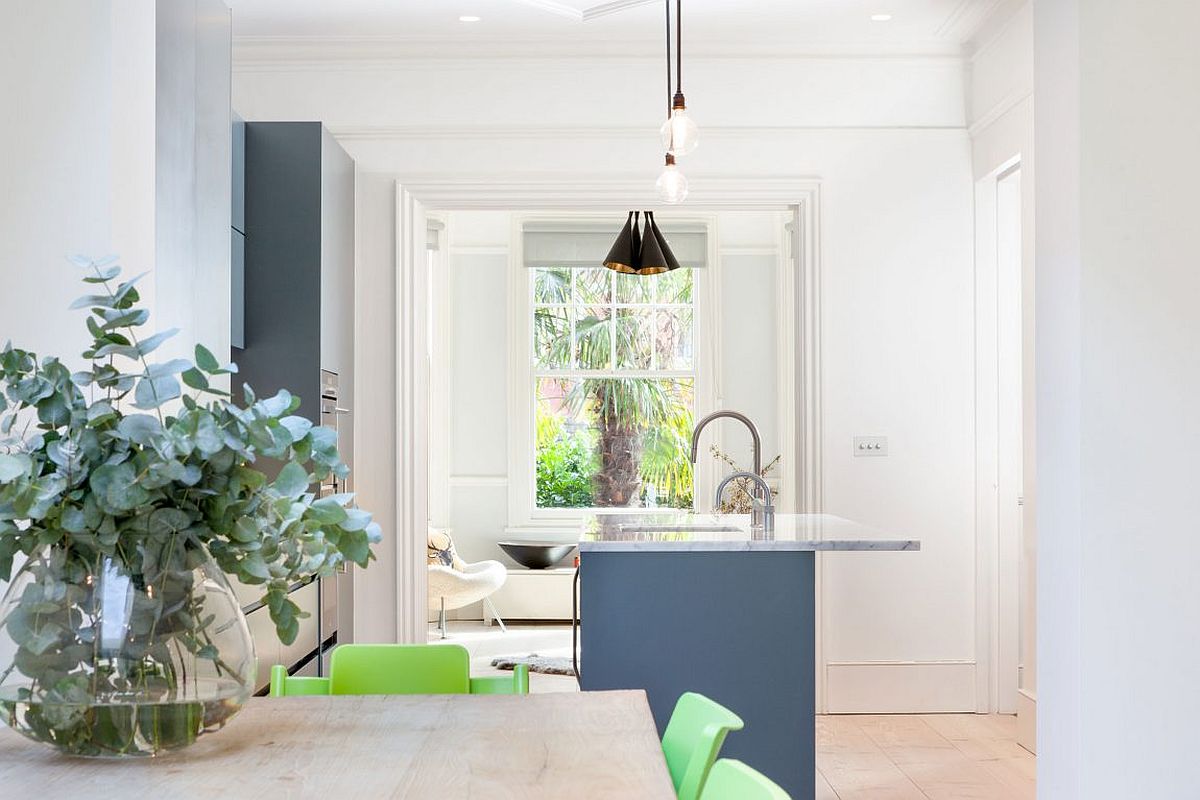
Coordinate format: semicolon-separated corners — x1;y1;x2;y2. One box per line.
690;410;770;529
714;472;775;534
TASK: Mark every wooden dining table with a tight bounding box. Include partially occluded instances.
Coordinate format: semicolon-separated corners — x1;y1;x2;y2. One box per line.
0;690;676;799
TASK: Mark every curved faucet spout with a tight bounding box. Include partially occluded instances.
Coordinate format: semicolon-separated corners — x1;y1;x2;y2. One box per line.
689;410;762;475
714;471;775;533
714;471;773;509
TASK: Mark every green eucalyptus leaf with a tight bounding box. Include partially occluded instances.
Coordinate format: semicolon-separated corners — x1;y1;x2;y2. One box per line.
89;462;151;512
146;358;193;378
181;367;209;390
340;529;371;565
279;415;313;442
115;414;162;445
69;294;117;310
340;507;372;532
239;552;271;581
272;462;309;499
133;374;181;409
0;453;32;481
135;328;180;357
257;390;294;419
91;342;141;359
194;344;220;373
98;307;150;330
309;497;348;526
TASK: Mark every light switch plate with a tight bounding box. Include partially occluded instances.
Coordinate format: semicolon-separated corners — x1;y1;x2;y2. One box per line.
853;436;888;457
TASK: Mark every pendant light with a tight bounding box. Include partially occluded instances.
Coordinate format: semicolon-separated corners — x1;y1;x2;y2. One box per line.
641;212;682;274
656;154;689;204
602;211;681;276
659;0;698;157
603;211;642;274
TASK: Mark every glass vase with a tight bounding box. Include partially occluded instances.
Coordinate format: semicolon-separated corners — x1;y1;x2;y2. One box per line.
0;536;256;757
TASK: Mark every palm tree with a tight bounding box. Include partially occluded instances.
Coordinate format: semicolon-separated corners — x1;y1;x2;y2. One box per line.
534;268;693;507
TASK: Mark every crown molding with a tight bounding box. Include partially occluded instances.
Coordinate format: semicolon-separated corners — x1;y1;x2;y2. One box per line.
935;0;1008;42
507;0;658;22
967;87;1032;138
386;174;821;211
231;35;966;71
329;123;966;143
965;0;1029;60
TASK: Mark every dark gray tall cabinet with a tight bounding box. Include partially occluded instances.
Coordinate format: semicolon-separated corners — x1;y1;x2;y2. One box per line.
233;121;356;689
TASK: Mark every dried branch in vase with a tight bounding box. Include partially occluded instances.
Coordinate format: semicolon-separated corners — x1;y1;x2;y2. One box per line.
709;445;781;514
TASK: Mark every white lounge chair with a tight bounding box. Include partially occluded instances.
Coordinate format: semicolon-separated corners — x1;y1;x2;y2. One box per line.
428;559;508;638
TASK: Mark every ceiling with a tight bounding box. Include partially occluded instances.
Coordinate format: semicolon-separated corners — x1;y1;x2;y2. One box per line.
227;0;1006;54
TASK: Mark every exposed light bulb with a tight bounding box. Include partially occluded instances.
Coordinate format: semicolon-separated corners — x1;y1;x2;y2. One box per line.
656;156;689;204
660;107;699;156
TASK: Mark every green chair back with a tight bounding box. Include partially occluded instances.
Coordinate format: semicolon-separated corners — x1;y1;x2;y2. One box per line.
268;644;530;697
699;759;791;800
660;692;745;800
331;643;471;695
268;664;330;697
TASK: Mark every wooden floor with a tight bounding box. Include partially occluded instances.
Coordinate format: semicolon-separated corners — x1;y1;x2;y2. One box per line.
817;714;1035;800
435;623;1037;799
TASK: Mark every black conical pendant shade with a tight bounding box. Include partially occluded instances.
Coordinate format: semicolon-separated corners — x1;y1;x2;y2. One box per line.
603;211;641;274
637;214;670;275
602;210;681;276
643;211;681;274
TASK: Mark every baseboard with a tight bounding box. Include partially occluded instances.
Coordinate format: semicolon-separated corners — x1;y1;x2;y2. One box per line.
1016;688;1036;754
824;660;977;713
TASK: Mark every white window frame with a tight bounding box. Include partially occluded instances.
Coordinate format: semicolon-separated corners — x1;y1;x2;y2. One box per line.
506;212;719;533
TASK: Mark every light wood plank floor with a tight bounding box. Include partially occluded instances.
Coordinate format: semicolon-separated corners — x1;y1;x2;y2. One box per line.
817;714;1035;800
435;623;1036;798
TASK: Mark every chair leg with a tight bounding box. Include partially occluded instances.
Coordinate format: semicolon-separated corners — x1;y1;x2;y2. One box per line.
439;597;447;640
484;597;507;633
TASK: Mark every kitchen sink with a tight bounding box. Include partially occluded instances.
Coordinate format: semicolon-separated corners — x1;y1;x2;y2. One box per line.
617;523;741;533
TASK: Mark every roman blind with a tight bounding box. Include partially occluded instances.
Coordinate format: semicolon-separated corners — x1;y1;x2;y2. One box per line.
522;220;708;269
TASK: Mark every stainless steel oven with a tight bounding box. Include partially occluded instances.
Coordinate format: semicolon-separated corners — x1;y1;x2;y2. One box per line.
317;369;350;675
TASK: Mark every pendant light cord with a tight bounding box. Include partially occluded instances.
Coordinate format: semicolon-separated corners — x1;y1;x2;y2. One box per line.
676;0;682;95
665;0;672;118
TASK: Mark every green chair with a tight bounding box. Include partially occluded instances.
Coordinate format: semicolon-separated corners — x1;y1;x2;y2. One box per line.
268;644;529;697
660;692;745;800
699;759;791;800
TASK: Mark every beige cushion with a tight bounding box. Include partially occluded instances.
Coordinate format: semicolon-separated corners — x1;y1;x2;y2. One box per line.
428;528;466;570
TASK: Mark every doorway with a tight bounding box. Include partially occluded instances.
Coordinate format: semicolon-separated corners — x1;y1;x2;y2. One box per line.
975;158;1035;738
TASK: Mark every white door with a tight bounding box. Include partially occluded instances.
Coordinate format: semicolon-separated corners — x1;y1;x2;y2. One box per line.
995;165;1024;713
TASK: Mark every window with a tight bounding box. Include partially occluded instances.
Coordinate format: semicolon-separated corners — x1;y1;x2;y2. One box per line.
531;266;697;510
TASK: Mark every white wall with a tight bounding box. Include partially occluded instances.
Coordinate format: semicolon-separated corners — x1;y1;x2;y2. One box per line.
968;0;1038;735
0;0;231;659
1036;1;1200;796
235;48;978;711
1;0;230;367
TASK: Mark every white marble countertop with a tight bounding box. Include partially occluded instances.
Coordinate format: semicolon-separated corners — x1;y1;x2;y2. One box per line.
578;512;920;552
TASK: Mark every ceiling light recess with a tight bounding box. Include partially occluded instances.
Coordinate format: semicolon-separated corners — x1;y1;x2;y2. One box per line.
870;13;892;22
459;15;482;23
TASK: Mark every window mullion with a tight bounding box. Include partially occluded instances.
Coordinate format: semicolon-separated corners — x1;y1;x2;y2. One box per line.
609;270;617;371
569;269;578;369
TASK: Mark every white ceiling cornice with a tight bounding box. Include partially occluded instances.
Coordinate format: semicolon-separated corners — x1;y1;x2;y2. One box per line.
507;0;659;22
329;124;967;143
390;174;821;210
231;34;966;70
934;0;1008;41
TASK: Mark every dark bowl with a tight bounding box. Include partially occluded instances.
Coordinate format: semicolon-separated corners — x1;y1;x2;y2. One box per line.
498;541;577;570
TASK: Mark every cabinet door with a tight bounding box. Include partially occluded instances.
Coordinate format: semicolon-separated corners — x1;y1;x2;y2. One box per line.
244;605;282;693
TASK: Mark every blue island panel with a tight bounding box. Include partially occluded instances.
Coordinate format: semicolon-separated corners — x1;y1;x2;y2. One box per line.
579;550;815;799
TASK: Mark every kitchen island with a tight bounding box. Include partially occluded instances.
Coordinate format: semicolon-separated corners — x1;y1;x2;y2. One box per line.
577;513;918;800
